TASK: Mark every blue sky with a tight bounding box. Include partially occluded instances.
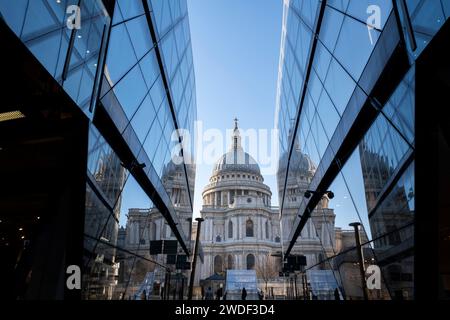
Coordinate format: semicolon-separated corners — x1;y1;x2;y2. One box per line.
119;0;372;235
187;0;284;217
119;0;283;228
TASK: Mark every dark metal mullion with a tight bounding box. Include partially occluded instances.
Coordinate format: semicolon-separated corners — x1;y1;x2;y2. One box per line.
394;0;418;51
89;24;107;113
325;3;384;32
93;0;115;115
62;0;82;81
111;13;146;28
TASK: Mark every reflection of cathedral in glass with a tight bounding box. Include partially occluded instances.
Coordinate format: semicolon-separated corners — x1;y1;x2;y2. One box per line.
359;141;414;299
277;134;336;261
83;126;127;300
115;153;195;298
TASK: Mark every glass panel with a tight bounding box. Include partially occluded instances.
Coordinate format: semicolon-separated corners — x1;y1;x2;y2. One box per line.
117;0;144;21
130;93;157;143
112;64;148;120
150;0;173;38
327;171;372;241
315;89;341;141
139;51;160;89
324;57;356;115
143;119;164;160
333;16;380;81
369;162;414;242
0;0;29;36
382;67;415;145
346;0;393;29
126;15;153;60
105;23;138;86
319;6;344;53
359;113;411;212
405;0;447;58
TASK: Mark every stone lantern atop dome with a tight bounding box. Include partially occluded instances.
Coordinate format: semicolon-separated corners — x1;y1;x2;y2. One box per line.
202;119;272;208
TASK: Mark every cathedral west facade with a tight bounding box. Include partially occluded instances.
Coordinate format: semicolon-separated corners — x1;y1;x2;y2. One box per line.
196;121;337;296
117;120;340;299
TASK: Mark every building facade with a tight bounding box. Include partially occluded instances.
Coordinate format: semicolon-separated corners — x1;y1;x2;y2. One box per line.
276;0;450;300
196;121;340;299
0;0;197;300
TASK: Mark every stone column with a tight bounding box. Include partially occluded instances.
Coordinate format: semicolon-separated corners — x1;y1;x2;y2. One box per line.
210;219;214;241
240;216;244;239
258;216;261;239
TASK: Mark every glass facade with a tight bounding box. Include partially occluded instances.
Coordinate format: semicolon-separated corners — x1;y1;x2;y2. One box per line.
84;0;197;300
0;0;111;117
276;0;448;300
1;0;196;300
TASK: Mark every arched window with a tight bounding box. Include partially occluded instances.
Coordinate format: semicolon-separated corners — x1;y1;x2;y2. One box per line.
246;219;254;237
246;254;255;270
265;220;269;239
216;235;222;242
214;255;223;274
228;220;233;238
227;255;234;270
275;236;280;243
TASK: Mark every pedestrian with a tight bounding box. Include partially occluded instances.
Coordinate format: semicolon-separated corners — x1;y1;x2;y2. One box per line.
223;291;227;300
141;290;147;300
205;286;214;300
216;286;223;300
334;288;340;300
258;290;264;300
241;287;247;300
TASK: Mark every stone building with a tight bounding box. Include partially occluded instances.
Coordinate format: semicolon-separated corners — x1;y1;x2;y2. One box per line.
197;121;338;298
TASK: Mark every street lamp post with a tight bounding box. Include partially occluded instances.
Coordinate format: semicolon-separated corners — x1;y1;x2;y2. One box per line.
188;217;204;300
349;222;369;300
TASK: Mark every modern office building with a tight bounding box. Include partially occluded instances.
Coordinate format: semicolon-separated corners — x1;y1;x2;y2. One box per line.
0;0;197;300
276;0;450;300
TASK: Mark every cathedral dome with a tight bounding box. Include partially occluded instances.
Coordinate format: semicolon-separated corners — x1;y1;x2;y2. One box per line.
212;119;261;176
213;149;260;175
279;147;316;174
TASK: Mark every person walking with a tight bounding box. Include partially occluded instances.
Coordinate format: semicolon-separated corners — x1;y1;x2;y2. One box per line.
216;286;223;300
334;288;340;300
241;287;247;300
205;286;214;300
258;290;264;300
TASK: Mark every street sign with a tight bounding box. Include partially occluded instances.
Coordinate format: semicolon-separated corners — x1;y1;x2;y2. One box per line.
167;254;176;264
163;240;178;254
285;255;307;271
150;240;162;255
176;255;190;270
